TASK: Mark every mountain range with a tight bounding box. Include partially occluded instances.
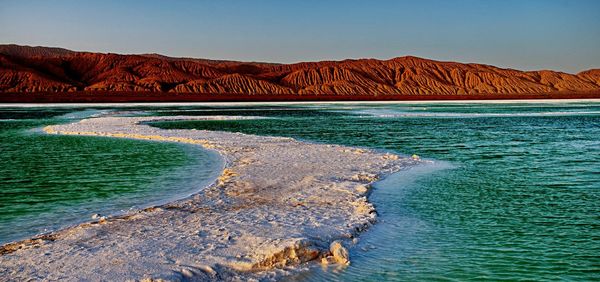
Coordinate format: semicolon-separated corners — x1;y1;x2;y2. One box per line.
1;44;599;98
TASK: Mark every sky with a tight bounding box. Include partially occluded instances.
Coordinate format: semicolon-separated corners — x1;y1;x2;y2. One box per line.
1;0;599;73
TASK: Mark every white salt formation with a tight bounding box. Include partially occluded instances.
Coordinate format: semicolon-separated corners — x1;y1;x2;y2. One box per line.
0;116;420;281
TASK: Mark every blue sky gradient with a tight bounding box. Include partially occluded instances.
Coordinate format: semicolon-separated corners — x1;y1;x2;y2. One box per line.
1;0;599;73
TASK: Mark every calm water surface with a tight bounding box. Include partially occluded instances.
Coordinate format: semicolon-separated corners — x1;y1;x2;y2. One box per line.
1;102;598;281
0;108;221;244
151;102;600;281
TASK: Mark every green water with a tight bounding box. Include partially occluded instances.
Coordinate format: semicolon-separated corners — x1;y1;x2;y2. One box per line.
0;108;221;244
1;103;598;280
150;102;600;281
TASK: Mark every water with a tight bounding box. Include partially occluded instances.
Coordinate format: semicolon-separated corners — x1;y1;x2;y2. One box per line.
1;103;598;280
150;102;600;281
0;107;222;244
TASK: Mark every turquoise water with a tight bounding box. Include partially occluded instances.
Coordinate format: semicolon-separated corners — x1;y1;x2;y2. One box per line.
0;108;222;244
150;102;600;281
1;103;598;280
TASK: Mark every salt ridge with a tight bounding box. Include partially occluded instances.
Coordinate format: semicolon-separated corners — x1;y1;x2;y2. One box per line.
0;115;420;281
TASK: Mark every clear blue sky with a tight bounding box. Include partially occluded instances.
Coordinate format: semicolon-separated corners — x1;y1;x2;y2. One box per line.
1;0;599;73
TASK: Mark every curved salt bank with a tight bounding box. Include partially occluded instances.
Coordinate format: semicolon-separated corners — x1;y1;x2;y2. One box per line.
0;116;420;281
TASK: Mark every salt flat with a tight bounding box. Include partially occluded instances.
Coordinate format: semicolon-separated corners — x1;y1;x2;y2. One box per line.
0;115;419;281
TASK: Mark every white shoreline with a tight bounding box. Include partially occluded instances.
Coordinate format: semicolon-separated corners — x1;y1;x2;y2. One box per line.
1;98;600;107
0;116;420;281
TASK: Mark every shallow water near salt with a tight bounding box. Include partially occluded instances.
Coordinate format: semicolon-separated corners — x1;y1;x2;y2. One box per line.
151;102;600;281
0;108;222;244
1;102;599;280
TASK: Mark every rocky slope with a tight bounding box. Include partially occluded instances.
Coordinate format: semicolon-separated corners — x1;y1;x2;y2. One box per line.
1;44;599;95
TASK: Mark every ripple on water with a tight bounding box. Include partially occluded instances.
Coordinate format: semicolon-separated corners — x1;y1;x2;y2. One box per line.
2;104;599;281
150;103;600;281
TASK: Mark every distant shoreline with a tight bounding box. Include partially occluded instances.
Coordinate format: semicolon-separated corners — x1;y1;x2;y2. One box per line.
1;98;600;108
1;91;599;103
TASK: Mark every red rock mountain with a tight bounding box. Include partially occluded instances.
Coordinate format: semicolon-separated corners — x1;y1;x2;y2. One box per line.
1;44;599;96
